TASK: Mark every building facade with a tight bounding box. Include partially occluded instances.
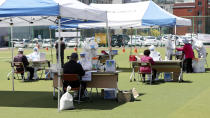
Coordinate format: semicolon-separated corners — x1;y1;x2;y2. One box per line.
173;0;210;35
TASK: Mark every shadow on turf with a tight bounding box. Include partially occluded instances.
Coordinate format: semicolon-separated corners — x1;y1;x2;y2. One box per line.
0;91;125;110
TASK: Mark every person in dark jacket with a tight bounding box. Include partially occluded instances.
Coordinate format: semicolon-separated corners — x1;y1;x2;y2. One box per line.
14;48;34;80
55;37;66;67
63;53;86;97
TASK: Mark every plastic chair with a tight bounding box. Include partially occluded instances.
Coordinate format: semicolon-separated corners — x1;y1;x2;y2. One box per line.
62;74;82;103
7;62;26;81
138;62;153;85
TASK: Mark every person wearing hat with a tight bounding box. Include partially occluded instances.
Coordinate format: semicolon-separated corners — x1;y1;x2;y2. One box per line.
14;48;34;80
149;45;161;61
176;39;194;73
63;53;86;98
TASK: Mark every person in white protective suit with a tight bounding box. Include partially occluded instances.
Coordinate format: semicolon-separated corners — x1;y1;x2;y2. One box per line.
192;40;207;72
78;52;92;71
149;45;161;61
165;35;175;60
82;39;98;60
27;47;40;61
194;40;206;58
89;39;98;58
26;47;40;79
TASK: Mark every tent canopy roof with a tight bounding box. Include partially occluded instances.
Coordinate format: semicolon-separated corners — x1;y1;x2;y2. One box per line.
74;1;191;29
0;0;107;27
0;0;59;17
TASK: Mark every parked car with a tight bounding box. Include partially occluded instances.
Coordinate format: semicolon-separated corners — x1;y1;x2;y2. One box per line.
28;38;42;48
65;38;79;47
111;34;130;47
143;36;161;46
42;39;53;48
14;39;30;48
128;37;143;47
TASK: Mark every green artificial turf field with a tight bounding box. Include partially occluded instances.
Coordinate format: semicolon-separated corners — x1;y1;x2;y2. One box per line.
0;47;209;118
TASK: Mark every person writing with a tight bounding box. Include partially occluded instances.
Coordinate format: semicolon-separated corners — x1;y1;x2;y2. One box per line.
55;37;66;67
176;39;194;73
140;49;157;83
14;48;34;80
63;53;86;98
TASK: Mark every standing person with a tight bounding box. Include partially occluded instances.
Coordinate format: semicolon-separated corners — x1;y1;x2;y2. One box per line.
140;49;157;83
176;39;194;73
63;53;86;98
165;35;175;60
194;40;206;58
14;48;34;80
55;37;66;67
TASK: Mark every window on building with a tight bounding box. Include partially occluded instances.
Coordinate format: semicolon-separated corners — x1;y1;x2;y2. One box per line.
198;1;202;6
188;9;192;12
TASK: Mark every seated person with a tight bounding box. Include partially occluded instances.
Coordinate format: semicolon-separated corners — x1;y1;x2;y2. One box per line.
27;47;40;61
78;52;92;71
140;49;157;83
14;48;34;80
63;53;86;98
149;45;161;61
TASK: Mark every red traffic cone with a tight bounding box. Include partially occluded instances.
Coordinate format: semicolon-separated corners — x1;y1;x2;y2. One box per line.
122;47;125;53
74;47;77;52
134;48;137;53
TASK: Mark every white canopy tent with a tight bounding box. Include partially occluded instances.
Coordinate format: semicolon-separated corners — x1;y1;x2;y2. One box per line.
0;0;107;111
76;1;191;29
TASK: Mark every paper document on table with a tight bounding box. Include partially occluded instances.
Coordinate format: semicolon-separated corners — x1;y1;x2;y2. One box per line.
105;60;116;72
82;71;92;81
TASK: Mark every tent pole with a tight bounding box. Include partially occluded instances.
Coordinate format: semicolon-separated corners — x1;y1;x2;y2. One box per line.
105;12;111;60
174;25;177;60
57;16;61;112
49;27;53;63
76;28;78;53
10;22;15;92
130;27;133;56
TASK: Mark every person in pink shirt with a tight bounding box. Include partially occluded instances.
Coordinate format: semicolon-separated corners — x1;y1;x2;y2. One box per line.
140;49;157;83
176;39;194;73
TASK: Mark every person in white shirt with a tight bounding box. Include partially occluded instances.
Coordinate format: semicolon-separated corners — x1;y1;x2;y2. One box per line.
149;45;161;61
